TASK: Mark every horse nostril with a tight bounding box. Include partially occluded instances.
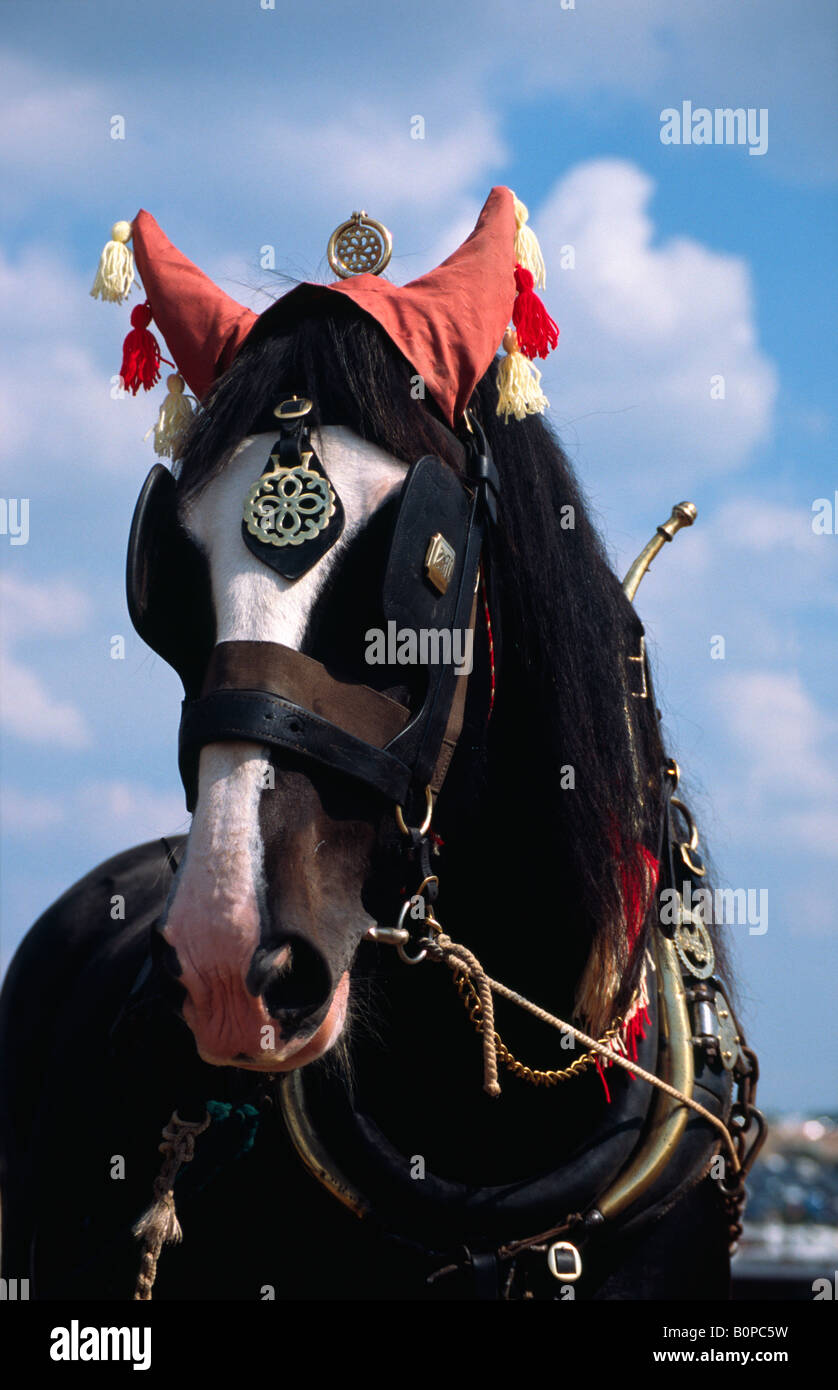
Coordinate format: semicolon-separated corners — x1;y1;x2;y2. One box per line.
250;936;333;1029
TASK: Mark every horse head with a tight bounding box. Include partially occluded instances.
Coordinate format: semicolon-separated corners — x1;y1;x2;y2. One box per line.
127;308;666;1093
120;187;667;1088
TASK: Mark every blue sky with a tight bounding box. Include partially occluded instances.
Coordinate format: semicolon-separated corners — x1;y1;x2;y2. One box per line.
1;0;836;1111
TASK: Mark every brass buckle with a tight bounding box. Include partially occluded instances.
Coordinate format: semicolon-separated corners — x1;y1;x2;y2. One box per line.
272;395;313;420
395;785;433;838
671;796;707;877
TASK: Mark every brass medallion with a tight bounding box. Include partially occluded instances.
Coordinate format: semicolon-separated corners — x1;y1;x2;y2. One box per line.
327;211;393;278
673;903;715;979
243;452;336;550
424;532;456;595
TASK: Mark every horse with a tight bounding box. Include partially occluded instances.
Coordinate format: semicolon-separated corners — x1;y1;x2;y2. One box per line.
0;300;760;1302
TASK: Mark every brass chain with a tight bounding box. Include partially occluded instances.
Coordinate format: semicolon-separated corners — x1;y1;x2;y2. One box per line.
453;966;634;1087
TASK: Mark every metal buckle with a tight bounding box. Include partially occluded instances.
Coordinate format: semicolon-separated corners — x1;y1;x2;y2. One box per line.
671;796;707;877
546;1240;582;1282
395;784;433;838
272;395;313;420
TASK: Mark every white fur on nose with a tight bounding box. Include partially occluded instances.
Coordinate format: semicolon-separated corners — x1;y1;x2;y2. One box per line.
164;427;406;1064
162;743;273;1061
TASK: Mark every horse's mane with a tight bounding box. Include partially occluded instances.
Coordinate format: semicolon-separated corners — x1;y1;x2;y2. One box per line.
174;301;719;1032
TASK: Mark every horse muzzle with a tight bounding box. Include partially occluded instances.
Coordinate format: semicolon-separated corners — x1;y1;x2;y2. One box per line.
153;915;350;1070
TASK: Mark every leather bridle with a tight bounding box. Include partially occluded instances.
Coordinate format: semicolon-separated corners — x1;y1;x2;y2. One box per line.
127;405;499;825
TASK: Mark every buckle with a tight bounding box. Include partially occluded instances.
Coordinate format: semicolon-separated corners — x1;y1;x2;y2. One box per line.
272;395;313;420
546;1240;583;1283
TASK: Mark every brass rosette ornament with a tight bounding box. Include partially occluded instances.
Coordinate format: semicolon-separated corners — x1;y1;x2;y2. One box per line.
327;211;393;278
244;457;336;549
241;396;345;580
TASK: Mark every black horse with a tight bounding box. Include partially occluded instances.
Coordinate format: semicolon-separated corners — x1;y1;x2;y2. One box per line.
0;307;751;1300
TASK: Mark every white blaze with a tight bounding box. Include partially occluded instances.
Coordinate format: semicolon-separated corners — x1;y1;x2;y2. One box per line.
162;427;406;1065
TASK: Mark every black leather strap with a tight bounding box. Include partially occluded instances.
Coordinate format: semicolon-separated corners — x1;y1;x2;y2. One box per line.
657;776;679;939
384;463;487;790
463;414;499;523
169;430;499;811
178;688;413;812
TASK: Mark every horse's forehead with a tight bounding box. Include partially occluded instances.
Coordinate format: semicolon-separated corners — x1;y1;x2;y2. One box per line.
182;427;406;540
180;427;407;646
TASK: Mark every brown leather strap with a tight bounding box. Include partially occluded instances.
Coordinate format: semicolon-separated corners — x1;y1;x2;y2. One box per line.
201;601;478;802
203;641;410;749
430;591;478;795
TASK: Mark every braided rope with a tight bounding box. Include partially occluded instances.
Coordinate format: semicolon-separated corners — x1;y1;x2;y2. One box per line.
132;1109;211;1300
439;939;501;1096
433;933;740;1174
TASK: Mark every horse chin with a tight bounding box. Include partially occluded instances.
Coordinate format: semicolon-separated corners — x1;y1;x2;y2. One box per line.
196;970;350;1072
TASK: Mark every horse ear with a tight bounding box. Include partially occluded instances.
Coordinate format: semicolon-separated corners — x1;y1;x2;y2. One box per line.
241;187;559;428
330;186;521;425
329;187;558;425
128;209;258;402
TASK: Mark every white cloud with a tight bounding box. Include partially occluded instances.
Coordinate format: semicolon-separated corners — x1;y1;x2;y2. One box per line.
0;244;160;478
0;651;91;749
701;671;838;862
710;670;835;802
777;810;838;860
0;787;64;834
259;109;505;225
76;780;187;845
2;779;187;851
0;573;92;639
0;573;93;749
534;161;777;482
0;51;105;212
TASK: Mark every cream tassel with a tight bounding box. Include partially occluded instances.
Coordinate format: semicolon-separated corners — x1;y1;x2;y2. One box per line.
90;221;135;303
145;375;196;459
496;330;550;421
512;194;546;289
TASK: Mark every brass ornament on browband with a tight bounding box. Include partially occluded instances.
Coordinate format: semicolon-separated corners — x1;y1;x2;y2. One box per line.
327;211;393;278
243;456;336;550
241;396;345;580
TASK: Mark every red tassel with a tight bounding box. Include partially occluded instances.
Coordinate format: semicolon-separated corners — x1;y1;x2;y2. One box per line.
512;264;559;361
120;301;162;395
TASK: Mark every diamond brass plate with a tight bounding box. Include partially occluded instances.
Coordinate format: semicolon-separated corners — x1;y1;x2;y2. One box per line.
424;532;456;595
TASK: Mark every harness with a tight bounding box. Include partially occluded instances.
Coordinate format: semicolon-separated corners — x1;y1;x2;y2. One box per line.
124;405;764;1299
127;399;497;819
